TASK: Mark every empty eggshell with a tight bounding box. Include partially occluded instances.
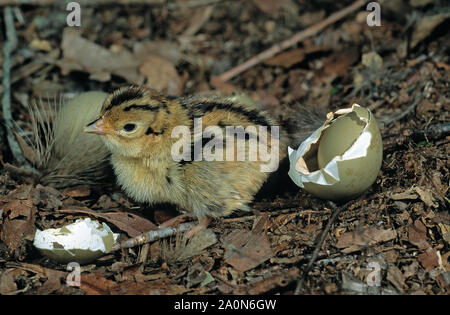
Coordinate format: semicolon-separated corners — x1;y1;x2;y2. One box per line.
33;218;119;264
288;104;383;201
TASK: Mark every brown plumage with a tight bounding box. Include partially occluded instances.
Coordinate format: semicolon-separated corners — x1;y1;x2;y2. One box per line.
84;86;315;235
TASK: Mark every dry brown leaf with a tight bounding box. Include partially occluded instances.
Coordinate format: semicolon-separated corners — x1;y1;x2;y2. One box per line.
252;0;284;14
80;273;117;295
62;186;91;198
336;226;397;253
139;55;182;96
408;219;428;250
386;265;405;293
109;279;188;295
32;184;63;210
414;187;438;208
0;199;37;252
264;49;306;68
58;208;157;237
320;49;359;81
223;214;273;272
411;12;450;48
418;247;440;271
416;99;436;118
29;39;52;52
60;28;143;84
265;46;329;68
438;223;450;244
300;10;326;26
0;269;21;295
391;188;418;201
133;41;183;65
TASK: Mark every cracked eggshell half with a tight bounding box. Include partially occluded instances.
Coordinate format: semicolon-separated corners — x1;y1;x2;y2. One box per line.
288;104;382;201
33;218;119;264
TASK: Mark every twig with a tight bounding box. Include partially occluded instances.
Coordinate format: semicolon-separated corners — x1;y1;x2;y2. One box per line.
383;122;450;151
2;6;26;166
223;208;330;223
213;0;369;83
111;222;197;252
0;0;224;7
294;200;353;295
381;91;423;127
0;0;164;5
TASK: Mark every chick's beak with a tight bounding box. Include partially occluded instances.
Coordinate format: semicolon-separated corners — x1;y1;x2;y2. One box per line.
84;117;107;135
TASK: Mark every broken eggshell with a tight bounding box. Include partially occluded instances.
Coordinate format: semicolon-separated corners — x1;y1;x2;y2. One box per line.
288;104;382;201
33;217;119;264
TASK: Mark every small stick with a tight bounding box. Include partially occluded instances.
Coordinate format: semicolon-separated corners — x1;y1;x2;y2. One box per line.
2;6;26;166
213;0;368;83
294;200;352;295
0;0;223;7
111;222;197;252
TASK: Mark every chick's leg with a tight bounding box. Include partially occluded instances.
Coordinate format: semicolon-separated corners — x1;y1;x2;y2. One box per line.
185;216;212;239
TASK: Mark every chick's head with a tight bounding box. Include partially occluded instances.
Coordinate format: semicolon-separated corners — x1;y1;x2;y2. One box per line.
84;86;168;158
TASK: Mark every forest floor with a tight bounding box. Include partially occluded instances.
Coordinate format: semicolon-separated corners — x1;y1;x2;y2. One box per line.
0;0;449;295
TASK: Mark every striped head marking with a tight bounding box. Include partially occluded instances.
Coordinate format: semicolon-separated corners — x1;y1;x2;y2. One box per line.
85;86;168;157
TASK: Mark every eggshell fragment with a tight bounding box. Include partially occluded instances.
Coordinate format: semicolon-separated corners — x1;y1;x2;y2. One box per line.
288;104;383;201
33;218;119;264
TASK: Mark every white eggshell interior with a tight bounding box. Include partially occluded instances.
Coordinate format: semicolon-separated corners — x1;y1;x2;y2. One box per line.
34;218;119;253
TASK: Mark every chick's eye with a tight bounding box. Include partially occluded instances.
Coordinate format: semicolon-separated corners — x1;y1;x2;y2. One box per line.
123;123;137;132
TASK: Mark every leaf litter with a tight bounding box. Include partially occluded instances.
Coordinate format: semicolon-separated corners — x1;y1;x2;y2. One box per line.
0;0;449;295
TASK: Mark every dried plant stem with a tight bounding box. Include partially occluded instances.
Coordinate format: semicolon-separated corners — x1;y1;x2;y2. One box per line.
294;201;352;295
0;0;223;7
2;6;27;166
111;222;197;252
213;0;369;83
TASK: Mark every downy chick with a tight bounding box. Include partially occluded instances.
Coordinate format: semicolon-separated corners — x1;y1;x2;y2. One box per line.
84;86;312;235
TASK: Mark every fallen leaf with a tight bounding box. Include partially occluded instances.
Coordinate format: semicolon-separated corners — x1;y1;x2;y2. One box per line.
414;187;438;208
139;55;182;96
32;184;63;210
336;226;397;253
264;49;306;68
408;219;428;250
0;269;21;295
416;99;436;118
58;208;157;237
300;10;326;26
223;214;274;272
438;223;450;244
418;247;440;271
80;273;116;295
386;265;405;293
434;61;450;71
30;39;52;52
403;261;419;278
234;268;298;294
109;279;188;295
0;199;37;252
252;0;284;14
408;220;440;271
63;186;91;198
391;187;418;201
362;51;383;70
411;12;450;48
60;28;143;84
321;49;359;79
133;41;183;65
